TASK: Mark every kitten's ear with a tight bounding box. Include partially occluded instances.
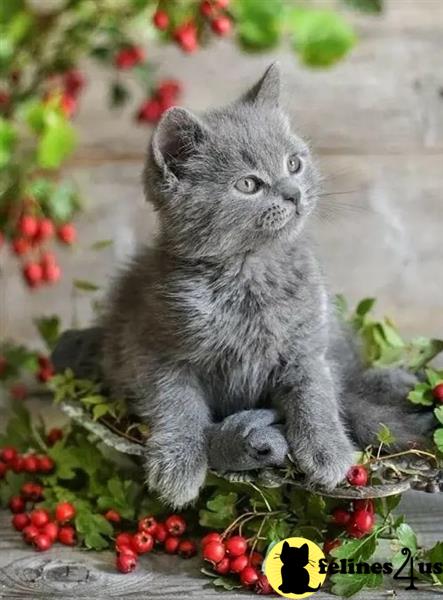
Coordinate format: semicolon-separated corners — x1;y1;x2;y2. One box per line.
151;107;209;179
242;62;281;108
282;541;290;551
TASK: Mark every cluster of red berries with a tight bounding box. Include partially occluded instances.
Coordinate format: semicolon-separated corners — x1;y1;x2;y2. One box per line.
0;354;54;389
323;465;373;552
6;210;76;289
137;80;182;124
11;500;76;552
432;383;443;403
0;446;55;479
152;0;232;54
114;513;197;573
331;498;375;541
36;355;55;383
201;532;272;594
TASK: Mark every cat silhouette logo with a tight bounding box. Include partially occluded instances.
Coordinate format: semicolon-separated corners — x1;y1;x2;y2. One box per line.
265;537;327;599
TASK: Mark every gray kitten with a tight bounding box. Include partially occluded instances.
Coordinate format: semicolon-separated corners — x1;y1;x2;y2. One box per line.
100;64;433;507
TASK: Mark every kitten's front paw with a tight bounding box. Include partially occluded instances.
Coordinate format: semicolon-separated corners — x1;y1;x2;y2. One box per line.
144;438;207;508
289;431;355;490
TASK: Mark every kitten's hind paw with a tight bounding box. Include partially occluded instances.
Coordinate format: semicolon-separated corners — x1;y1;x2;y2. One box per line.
208;409;289;472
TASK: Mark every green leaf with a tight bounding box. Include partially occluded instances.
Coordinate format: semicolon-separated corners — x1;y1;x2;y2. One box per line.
434;407;443;426
75;511;113;550
0;472;27;508
234;0;283;51
427;368;443;388
0;117;17;168
331;572;383;597
290;8;356;68
34;316;60;350
37;117;76;169
48;182;80;223
342;0;383;13
73;280;100;292
406;339;443;371
334;294;348;318
379;320;405;348
93;404;110;421
396;523;417;553
356;297;376;317
199;492;238;529
426;542;443;584
0;403;34;451
433;428;443;453
376;423;396;446
407;383;434;407
212;576;243;591
331;534;377;561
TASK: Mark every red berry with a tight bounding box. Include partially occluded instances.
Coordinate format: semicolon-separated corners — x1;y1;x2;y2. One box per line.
200;1;213;17
178;539;197;558
115;46;145;70
47;428;63;446
164;536;180;554
60;93;77;118
63;69;85;96
23;262;43;288
156;80;181;102
346;465;368;487
153;9;169;30
353;499;374;514
0;461;7;478
214;557;230;575
249;551;263;568
174;22;198;53
138;515;157;535
19;215;38;238
201;532;222;547
230;554;249;573
22;524;39;544
432;383;443;403
37;455;55;474
154;522;168;543
332;507;351;526
240;566;259;587
9;496;26;513
116;549;137;573
23;454;39;473
255;573;273;595
353;509;375;534
34;533;53;551
57;223;76;245
202;540;225;564
38;366;55;382
105;510;121;523
137;98;162;124
10;383;28;401
323;538;342;554
10;455;24;472
55;501;76;523
211;16;232;36
12;513;30;531
11;237;30;256
30;509;50;528
21;482;44;501
165;514;186;537
35;218;54;242
41;521;59;542
115;532;133;552
58;525;76;546
215;0;229;7
225;535;247;557
132;532;154;555
1;446;17;463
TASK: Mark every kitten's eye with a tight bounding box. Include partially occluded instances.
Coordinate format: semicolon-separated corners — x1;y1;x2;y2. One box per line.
287;154;302;174
235;176;261;195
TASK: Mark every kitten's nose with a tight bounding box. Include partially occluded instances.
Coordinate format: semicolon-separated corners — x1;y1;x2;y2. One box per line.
282;188;302;214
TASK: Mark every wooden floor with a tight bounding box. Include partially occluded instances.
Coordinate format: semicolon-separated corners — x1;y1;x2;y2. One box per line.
1;1;443;598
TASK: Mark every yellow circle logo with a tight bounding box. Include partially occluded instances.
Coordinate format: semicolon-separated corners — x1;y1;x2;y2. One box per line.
264;537;327;599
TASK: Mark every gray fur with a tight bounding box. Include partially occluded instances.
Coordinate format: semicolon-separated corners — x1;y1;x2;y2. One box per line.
100;64;433;507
